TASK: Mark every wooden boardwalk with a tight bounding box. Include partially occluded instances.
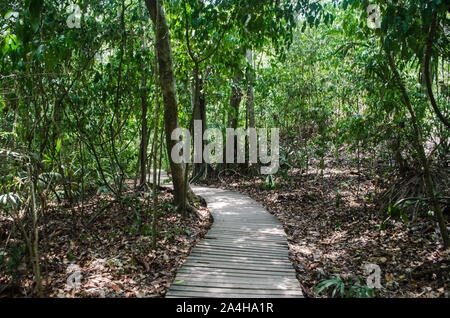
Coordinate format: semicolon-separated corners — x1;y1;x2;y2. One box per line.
166;186;303;298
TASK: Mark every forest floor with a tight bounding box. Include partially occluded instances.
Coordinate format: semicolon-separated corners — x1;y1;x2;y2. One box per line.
0;185;211;298
1;158;448;298
199;157;449;298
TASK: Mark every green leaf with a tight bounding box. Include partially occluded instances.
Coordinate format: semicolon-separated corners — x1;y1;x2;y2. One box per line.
29;0;43;18
29;0;43;32
331;282;343;298
314;277;340;296
346;285;358;298
4;11;19;20
55;138;61;155
32;44;45;60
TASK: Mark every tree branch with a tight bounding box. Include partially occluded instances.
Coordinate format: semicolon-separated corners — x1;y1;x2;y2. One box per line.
424;10;450;128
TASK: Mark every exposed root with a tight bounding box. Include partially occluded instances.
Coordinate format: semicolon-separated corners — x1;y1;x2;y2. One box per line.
176;200;199;217
377;166;450;219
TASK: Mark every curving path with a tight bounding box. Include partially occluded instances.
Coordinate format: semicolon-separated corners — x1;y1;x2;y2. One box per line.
164;181;303;298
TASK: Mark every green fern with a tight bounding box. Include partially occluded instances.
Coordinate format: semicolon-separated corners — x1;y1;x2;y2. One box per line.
314;274;377;298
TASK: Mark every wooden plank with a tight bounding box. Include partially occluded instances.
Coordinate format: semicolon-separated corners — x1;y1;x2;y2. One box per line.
169;285;302;296
175;269;296;279
174;275;295;283
166;291;294;298
191;248;289;258
200;240;288;247
199;238;289;247
176;267;295;277
188;251;290;259
209;226;284;232
211;223;282;229
199;239;288;246
196;245;288;253
192;245;288;256
183;262;294;271
193;246;288;253
203;235;286;242
198;240;289;249
209;228;286;235
171;279;300;289
180;263;296;275
184;256;293;266
183;260;294;272
186;255;292;266
205;231;285;238
189;251;288;261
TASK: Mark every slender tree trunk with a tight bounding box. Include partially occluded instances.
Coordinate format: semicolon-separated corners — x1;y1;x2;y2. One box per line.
158;126;164;187
424;10;450;129
190;65;207;178
382;37;449;249
51;98;73;203
151;97;161;250
246;49;255;130
245;49;255;166
191;64;202;177
191;64;202;128
139;73;149;187
228;74;243;130
226;74;243;166
28;164;42;297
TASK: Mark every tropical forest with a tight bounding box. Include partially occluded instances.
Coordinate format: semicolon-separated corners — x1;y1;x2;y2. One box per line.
0;0;449;300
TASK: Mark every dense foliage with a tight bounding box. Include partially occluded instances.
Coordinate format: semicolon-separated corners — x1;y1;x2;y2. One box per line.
0;0;448;297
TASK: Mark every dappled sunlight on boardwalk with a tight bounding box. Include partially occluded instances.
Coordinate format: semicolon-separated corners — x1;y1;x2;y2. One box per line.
166;185;303;298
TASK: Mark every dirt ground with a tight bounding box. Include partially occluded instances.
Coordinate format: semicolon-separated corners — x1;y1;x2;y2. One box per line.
0;186;211;298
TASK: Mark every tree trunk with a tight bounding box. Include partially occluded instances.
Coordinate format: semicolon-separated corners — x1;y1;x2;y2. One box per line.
191;64;202;177
139;73;149;187
245;49;255;166
145;0;186;205
382;37;449;249
246;49;255;130
424;10;450;129
222;73;243;167
190;64;207;178
228;74;243;130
